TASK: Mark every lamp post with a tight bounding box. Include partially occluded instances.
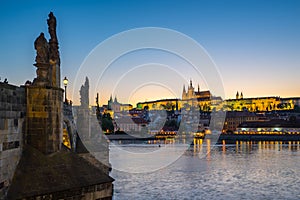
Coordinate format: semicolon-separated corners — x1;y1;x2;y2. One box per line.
63;76;68;103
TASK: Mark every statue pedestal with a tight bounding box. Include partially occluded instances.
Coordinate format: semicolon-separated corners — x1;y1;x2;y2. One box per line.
26;85;64;154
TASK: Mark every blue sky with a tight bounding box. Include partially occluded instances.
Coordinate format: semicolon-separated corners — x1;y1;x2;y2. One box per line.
0;0;299;105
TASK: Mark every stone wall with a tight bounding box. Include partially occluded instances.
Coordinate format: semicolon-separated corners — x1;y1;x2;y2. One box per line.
26;86;63;154
0;82;26;197
25;182;113;200
63;103;78;151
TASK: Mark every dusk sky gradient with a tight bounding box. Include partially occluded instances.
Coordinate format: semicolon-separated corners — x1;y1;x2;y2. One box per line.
0;0;299;106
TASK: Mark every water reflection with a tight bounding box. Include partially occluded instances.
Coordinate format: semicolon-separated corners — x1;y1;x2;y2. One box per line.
112;138;300;154
111;139;300;200
190;139;300;155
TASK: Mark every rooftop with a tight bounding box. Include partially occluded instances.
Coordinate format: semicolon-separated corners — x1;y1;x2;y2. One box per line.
7;145;113;199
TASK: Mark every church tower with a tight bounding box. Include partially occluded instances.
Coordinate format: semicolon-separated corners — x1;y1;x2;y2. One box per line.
182;85;187;100
236;91;239;99
187;79;194;99
108;95;113;110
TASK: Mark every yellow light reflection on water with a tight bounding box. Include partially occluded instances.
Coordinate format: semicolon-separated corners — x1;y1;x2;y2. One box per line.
236;141;239;152
222;140;226;153
206;139;211;161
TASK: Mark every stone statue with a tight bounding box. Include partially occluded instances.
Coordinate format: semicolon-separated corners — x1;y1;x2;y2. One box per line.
34;33;49;64
47;12;60;63
47;12;57;43
80;77;89;108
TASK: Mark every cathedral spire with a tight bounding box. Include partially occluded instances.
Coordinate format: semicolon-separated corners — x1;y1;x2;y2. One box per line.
236;91;239;99
182;84;186;100
198;84;200;92
190;79;192;88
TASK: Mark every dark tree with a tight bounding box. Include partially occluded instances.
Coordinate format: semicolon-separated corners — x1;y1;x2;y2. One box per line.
101;113;114;133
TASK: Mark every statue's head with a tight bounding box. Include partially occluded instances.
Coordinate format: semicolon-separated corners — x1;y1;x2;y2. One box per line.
49;12;54;18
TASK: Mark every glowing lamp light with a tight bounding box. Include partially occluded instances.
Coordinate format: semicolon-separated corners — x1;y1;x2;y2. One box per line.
63;76;69;86
63;76;68;103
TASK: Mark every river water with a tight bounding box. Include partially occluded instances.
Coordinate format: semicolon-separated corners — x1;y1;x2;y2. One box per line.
110;139;300;200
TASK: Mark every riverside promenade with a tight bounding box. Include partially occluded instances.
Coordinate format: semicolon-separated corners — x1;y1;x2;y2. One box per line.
218;134;300;142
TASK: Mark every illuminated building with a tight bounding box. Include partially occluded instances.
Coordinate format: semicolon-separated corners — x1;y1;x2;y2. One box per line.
120;103;133;111
182;80;212;111
222;111;259;133
105;95;133;118
182;80;211;100
136;98;180;111
137;80;222;112
235;119;300;135
224;92;297;112
114;116;148;133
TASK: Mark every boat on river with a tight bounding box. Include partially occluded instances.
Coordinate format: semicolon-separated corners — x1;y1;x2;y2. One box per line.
194;131;205;139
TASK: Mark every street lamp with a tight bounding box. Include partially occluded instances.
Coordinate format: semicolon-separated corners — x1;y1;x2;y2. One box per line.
63;76;68;103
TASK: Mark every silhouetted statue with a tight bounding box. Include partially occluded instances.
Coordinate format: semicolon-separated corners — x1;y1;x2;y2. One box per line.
96;93;102;121
80;77;89;108
34;33;49;64
47;12;57;43
47;12;60;63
